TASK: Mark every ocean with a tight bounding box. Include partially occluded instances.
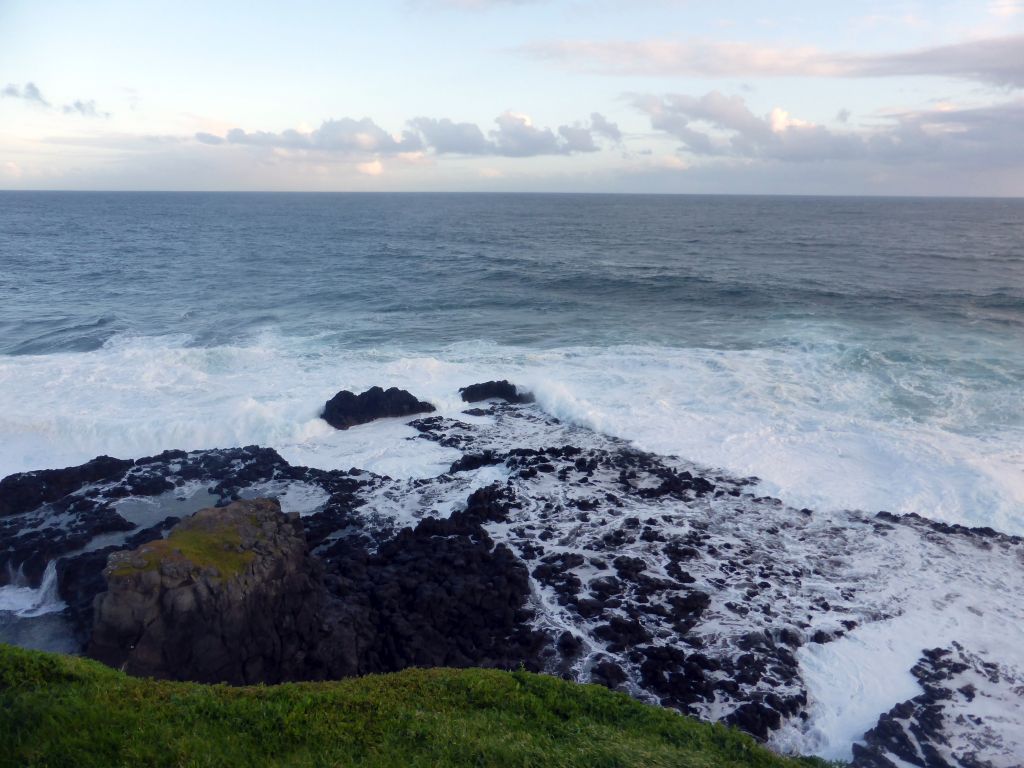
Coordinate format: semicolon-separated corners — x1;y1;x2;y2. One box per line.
2;191;1022;531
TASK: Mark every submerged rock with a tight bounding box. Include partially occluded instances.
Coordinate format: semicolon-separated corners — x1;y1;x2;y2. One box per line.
459;380;534;404
88;498;325;684
321;386;435;430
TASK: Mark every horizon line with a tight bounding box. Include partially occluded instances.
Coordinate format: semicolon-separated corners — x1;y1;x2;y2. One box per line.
1;189;1022;201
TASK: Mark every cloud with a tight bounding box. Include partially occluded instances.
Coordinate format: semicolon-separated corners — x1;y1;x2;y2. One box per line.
356;159;384;176
223;117;422;154
195;132;225;145
520;33;1024;88
202;111;619;158
2;82;51;107
989;0;1024;17
62;100;110;118
632;90;1024;168
2;82;110;117
589;111;623;142
407;117;493;154
490;111;567;156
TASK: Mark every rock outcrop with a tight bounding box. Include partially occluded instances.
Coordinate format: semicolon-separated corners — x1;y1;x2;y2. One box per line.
459;380;534;404
85;490;544;685
88;498;325;684
321;386;435;430
0;455;135;518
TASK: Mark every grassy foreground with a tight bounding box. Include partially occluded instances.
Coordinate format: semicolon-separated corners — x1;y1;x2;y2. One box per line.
0;643;834;768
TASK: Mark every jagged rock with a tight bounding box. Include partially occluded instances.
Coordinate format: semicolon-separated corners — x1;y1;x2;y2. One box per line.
1;502;135;587
318;484;545;674
448;450;505;474
56;546;121;646
725;701;783;741
88;498;326;684
459;380;534;404
0;455;134;517
851;644;1006;768
321;386;435;430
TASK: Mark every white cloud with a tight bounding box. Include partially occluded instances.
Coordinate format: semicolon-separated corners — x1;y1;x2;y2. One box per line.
223;117;421;154
989;0;1024;17
356;159;384;176
633;90;1024;170
769;107;810;133
208;111;621;159
521;34;1024;88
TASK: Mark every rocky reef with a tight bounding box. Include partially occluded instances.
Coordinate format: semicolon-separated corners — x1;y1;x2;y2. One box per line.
2;381;1023;767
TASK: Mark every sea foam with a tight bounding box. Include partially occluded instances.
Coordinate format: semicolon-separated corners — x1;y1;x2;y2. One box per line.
1;333;1021;534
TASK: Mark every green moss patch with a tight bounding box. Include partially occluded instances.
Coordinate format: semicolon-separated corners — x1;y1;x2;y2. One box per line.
0;644;841;768
108;517;255;579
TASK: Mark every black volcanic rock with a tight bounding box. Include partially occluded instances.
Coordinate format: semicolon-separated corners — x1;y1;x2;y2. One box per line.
851;644;995;768
459;380;534;404
56;546;122;646
320;509;544;674
0;455;134;517
83;486;544;686
321;386;435;430
1;502;135;587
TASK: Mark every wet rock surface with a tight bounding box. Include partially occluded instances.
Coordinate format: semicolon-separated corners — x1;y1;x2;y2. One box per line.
459;380;534;404
321;386;435;430
3;392;1024;765
851;643;1023;768
0;455;135;518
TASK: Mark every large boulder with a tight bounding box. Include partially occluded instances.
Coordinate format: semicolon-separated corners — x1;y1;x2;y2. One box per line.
459;380;534;404
88;498;328;684
321;386;435;430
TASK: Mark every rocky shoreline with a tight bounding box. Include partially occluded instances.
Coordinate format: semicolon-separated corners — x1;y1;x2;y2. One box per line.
2;383;1022;768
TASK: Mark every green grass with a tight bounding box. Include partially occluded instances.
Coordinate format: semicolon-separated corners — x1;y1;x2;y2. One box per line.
0;644;842;768
107;515;255;579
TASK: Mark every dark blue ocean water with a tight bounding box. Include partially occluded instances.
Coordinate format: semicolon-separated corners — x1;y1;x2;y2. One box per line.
2;192;1022;353
1;192;1022;529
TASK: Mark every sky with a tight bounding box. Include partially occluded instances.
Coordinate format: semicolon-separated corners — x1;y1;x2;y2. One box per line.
1;0;1023;195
